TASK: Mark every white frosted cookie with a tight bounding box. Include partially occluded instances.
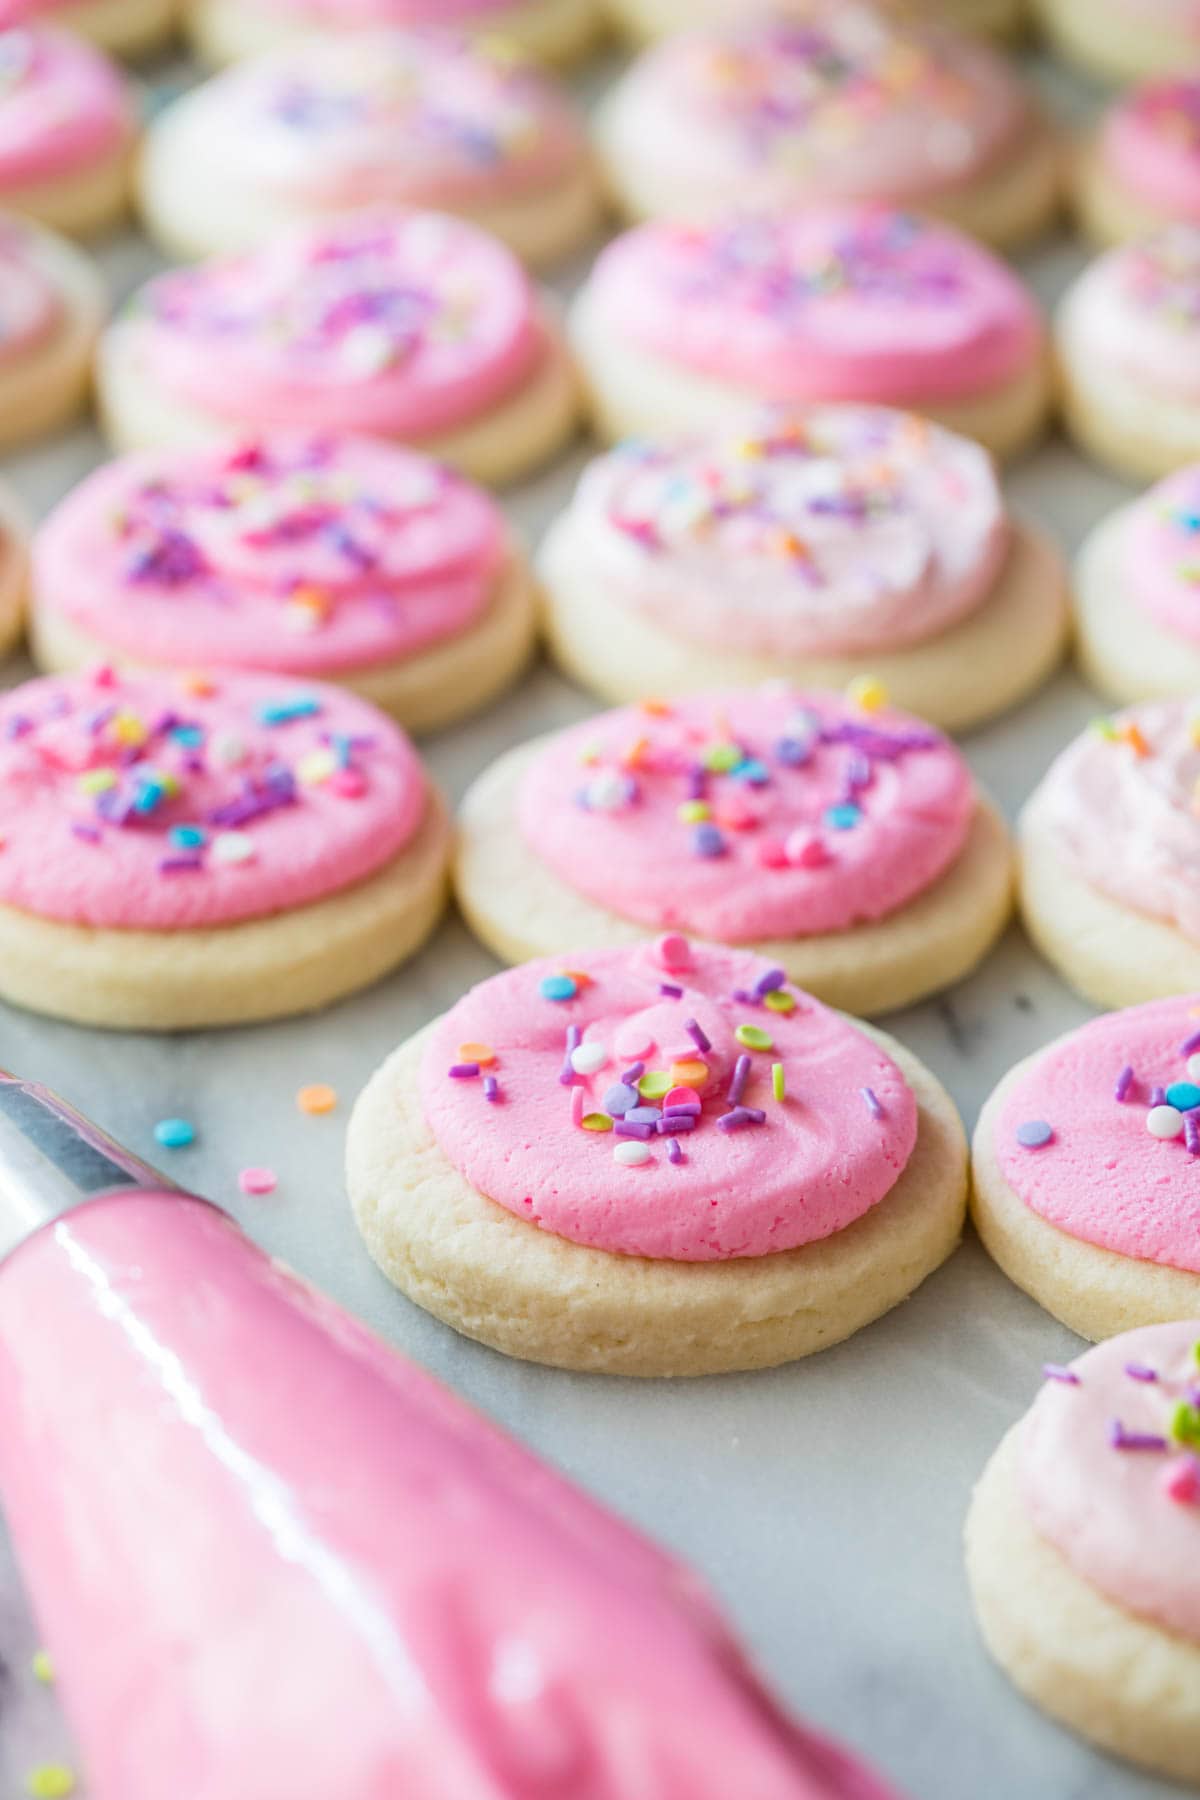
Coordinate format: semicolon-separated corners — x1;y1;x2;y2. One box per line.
972;998;1200;1339
347;938;967;1376
0;666;450;1029
0;213;105;450
1033;0;1200;83
30;435;535;733
1073;468;1200;703
1;0;176;57
0;26;135;237
1077;79;1200;248
966;1325;1200;1785
539;409;1068;732
455;687;1013;1018
597;7;1057;251
139;31;603;268
96;210;579;489
570;207;1049;464
0;478;27;658
187;0;604;68
1019;699;1200;1010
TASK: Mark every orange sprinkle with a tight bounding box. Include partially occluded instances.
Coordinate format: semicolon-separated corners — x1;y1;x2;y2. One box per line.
669;1059;709;1089
458;1041;496;1066
297;1084;337;1116
639;698;673;717
621;735;651;769
1119;722;1151;757
181;672;216;697
561;968;593;990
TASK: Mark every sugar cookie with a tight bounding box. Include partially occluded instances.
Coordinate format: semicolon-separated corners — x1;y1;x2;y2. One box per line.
139;31;603;268
187;0;604;68
0;478;26;658
1033;0;1200;84
1058;227;1200;482
30;434;534;732
608;0;1024;44
96;210;579;487
1020;699;1200;1010
598;10;1057;251
0;26;134;236
972;998;1200;1339
0;0;176;57
347;939;967;1375
0;212;106;450
0;666;449;1028
539;408;1068;732
966;1325;1200;1785
570;207;1049;463
455;688;1013;1017
1077;79;1200;248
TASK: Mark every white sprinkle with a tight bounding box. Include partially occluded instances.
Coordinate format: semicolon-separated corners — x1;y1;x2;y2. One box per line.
613;1141;652;1167
1187;1054;1200;1082
570;1041;608;1076
211;732;248;767
212;831;256;866
1147;1104;1185;1140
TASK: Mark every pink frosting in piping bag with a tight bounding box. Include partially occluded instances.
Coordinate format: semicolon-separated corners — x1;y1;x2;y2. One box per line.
0;26;130;189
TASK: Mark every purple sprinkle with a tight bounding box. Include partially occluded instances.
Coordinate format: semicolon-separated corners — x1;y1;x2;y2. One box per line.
727;1053;751;1106
659;982;683;998
692;822;727;859
620;1062;645;1085
659;1115;697;1135
1016;1119;1054;1149
615;1119;655;1140
667;1137;683;1164
731;988;761;1007
1150;1085;1167;1109
604;1083;638;1117
662;1101;701;1120
718;1106;766;1133
483;1075;500;1103
626;1106;662;1124
1124;1362;1159;1382
685;1017;712;1054
559;1025;581;1086
1188;1114;1200;1157
753;967;787;998
157;854;204;874
448;1063;480;1080
861;1087;884;1120
1043;1364;1080;1384
1114;1064;1134;1102
71;822;101;843
1181;1030;1200;1058
1109;1421;1169;1453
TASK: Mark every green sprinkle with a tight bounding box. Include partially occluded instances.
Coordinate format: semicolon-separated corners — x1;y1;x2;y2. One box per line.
1171;1400;1200;1446
1090;716;1118;740
27;1767;75;1798
638;1070;672;1100
764;990;795;1014
677;801;711;824
772;1063;785;1102
735;1024;773;1052
581;1112;613;1132
31;1650;53;1685
702;741;741;773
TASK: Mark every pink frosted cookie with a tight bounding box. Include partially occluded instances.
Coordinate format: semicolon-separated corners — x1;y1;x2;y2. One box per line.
30;434;534;732
0;212;106;450
1020;698;1200;1010
188;0;604;68
139;30;603;267
455;686;1013;1016
598;9;1057;251
347;937;967;1373
96;210;579;487
973;996;1200;1337
967;1324;1200;1783
0;0;175;56
0;665;450;1027
1058;226;1200;480
0;26;134;236
539;406;1068;731
570;206;1049;463
1080;79;1200;246
1034;0;1200;84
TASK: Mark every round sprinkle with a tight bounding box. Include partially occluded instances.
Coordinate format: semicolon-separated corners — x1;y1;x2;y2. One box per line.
764;989;796;1014
582;1112;613;1132
211;831;256;866
735;1024;774;1052
627;1105;662;1124
656;933;692;971
702;741;741;773
1167;1081;1200;1112
772;1063;786;1102
238;1166;277;1196
1015;1120;1054;1149
26;1769;74;1799
458;1042;495;1067
692;822;727;858
1148;1105;1186;1140
664;1086;702;1113
638;1070;673;1100
570;1041;608;1076
678;800;710;823
539;974;577;1002
668;1058;709;1088
847;675;888;714
603;1082;638;1116
1187;1054;1200;1082
825;803;863;831
153;1117;195;1150
613;1140;652;1166
31;1650;53;1684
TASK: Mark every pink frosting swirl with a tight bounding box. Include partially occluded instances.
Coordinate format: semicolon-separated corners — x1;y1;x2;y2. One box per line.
996;996;1200;1273
0;668;427;929
1061;228;1200;399
420;939;918;1261
121;211;544;439
518;689;974;941
0;216;61;367
1020;1323;1200;1643
1102;79;1200;222
586;208;1043;403
1124;463;1200;644
0;26;130;189
562;408;1008;657
34;434;506;674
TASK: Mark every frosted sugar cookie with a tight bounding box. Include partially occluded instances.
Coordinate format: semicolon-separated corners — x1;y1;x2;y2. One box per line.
539;408;1068;731
0;666;449;1027
187;0;604;69
1058;227;1200;481
966;1325;1200;1784
96;210;578;487
139;30;603;267
1078;79;1200;248
0;26;134;236
30;435;535;732
973;998;1200;1339
347;938;967;1374
0;478;26;657
570;207;1049;463
0;213;106;449
0;0;176;57
1019;699;1200;1010
598;9;1057;251
609;0;1025;45
1033;0;1200;84
455;687;1012;1016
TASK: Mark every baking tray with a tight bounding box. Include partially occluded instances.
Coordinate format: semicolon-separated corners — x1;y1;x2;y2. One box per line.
0;36;1178;1800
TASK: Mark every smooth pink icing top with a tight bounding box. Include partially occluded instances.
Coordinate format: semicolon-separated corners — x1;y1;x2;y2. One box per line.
564;408;1008;657
1020;1323;1200;1644
174;32;585;210
1102;79;1200;221
518;689;975;941
0;667;427;929
420;939;917;1261
0;26;130;189
0;216;61;367
607;11;1028;212
996;996;1200;1273
586;208;1043;403
34;434;506;674
1124;463;1200;644
1061;228;1200;399
1030;699;1200;943
121;212;545;439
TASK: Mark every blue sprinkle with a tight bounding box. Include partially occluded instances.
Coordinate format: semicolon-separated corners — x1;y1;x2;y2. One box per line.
169;824;206;850
539;974;577;1003
603;1083;639;1117
154;1118;195;1150
775;736;811;767
170;725;205;748
731;758;769;786
1166;1081;1200;1112
1016;1119;1054;1149
824;803;863;831
257;695;322;727
626;1106;662;1124
692;822;727;858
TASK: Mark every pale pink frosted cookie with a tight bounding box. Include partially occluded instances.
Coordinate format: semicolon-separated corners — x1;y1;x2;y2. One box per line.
30;434;535;731
599;10;1057;250
1020;699;1200;1009
539;407;1068;730
139;31;603;267
0;26;134;235
455;686;1013;1015
96;210;579;487
571;206;1049;462
346;937;968;1373
0;0;176;57
0;666;450;1026
967;1324;1200;1784
1080;79;1200;246
188;0;604;69
0;212;106;450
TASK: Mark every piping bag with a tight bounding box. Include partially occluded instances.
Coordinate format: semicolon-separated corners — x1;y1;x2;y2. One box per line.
0;1072;904;1800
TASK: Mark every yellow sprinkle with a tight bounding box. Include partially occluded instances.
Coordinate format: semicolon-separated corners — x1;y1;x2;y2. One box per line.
772;1063;786;1102
31;1650;53;1684
110;710;147;747
668;1059;709;1088
298;749;338;786
735;437;765;459
458;1041;496;1067
581;1112;613;1132
764;989;796;1014
678;800;711;824
847;675;888;714
296;1083;337;1116
1190;716;1200;747
77;768;117;795
735;1024;774;1052
26;1767;75;1798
